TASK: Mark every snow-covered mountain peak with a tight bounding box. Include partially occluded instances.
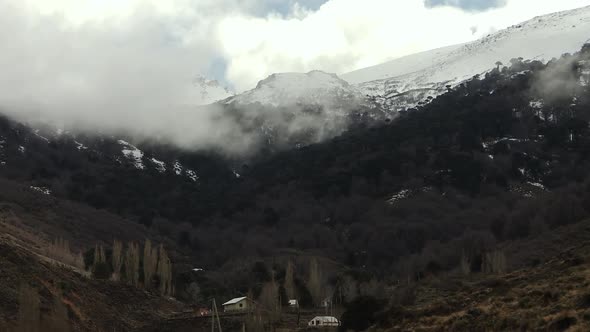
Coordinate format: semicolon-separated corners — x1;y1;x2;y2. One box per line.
225;70;365;108
341;5;590;112
193;75;234;105
254;70;345;90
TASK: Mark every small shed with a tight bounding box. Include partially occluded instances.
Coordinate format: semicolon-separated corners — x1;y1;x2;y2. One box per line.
308;316;340;327
222;296;250;312
288;299;298;307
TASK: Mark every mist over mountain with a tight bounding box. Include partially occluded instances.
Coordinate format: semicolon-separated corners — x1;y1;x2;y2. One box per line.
2;5;588;158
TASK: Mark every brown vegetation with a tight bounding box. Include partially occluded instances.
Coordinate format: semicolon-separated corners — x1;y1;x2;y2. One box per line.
46;238;84;271
125;242;141;287
373;242;590;331
143;239;158;288
284;261;296;300
111;239;123;281
307;258;323;307
157;244;173;296
0;237;184;331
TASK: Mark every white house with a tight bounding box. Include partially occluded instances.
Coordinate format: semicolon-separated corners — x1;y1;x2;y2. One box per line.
222;297;250;312
308;316;341;328
288;299;298;307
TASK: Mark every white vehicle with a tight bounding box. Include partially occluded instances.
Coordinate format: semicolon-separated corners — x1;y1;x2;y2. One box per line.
308;316;341;328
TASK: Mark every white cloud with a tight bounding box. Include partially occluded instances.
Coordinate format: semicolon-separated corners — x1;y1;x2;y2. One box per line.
216;0;590;90
0;0;256;152
0;0;588;152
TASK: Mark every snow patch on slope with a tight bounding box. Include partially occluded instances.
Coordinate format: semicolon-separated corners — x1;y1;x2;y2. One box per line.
30;186;51;195
173;161;183;175
118;140;144;169
186;169;198;182
33;130;50;143
75;141;88;150
172;160;199;182
150;158;166;173
387;189;410;205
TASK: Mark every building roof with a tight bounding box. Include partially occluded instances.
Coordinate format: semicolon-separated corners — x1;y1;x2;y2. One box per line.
222;297;247;306
310;316;339;323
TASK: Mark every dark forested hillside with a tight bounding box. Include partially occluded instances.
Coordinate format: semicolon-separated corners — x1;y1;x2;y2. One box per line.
200;44;590;276
0;44;589;302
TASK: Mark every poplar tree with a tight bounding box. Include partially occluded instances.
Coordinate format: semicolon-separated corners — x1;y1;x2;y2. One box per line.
111;240;123;281
125;242;140;286
284;260;296;300
307;258;323;307
157;244;172;296
143;239;158;288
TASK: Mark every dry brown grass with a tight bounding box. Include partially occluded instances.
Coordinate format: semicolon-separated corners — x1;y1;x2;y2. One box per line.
374;246;590;332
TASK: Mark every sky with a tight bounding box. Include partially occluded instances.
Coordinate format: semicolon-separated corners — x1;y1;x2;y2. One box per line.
5;0;589;93
0;0;589;151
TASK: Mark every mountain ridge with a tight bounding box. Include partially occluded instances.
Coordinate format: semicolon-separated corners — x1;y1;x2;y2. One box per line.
340;5;590;112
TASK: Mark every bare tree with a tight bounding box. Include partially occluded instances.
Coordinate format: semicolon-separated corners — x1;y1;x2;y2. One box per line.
284;260;296;300
482;249;507;274
460;250;471;275
143;239;158;288
157;244;172;296
125;242;140;286
93;244;106;266
74;252;85;271
307;257;323;307
111;240;123;281
338;275;358;304
258;272;280;325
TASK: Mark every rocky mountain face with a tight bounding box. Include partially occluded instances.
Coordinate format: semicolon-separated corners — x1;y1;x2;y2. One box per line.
215;70;387;152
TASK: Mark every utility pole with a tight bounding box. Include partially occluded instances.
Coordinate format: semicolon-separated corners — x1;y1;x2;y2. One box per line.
211;299;223;332
211;299;214;332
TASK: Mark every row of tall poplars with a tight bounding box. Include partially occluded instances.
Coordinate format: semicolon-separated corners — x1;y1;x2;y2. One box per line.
93;239;173;296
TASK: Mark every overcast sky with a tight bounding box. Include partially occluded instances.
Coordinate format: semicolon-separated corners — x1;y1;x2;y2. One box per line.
5;0;589;93
0;0;589;146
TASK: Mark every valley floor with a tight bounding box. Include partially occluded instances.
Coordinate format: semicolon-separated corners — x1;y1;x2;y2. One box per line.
5;221;590;332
